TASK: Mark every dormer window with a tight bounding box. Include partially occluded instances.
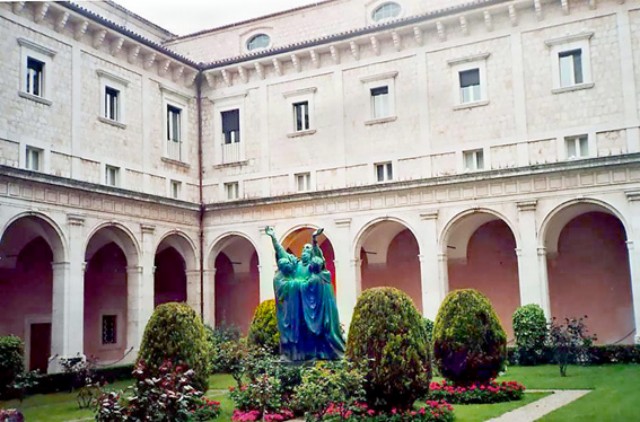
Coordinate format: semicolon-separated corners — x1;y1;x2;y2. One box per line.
372;2;401;22
246;34;271;51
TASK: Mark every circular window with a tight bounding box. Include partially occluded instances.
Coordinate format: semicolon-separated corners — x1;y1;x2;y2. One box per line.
246;34;271;51
372;2;401;22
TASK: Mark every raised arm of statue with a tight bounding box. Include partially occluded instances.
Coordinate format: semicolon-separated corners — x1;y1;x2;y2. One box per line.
265;226;288;262
311;228;325;262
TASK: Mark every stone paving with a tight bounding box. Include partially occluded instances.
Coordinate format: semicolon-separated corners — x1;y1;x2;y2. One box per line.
487;389;591;422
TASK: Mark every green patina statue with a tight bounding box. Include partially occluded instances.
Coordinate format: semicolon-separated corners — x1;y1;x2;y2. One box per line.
265;226;345;361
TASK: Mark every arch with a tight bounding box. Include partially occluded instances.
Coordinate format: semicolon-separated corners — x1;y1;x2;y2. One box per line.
155;230;198;270
543;201;633;344
85;222;140;266
209;231;260;272
539;198;629;256
354;216;422;311
1;212;67;263
440;207;520;260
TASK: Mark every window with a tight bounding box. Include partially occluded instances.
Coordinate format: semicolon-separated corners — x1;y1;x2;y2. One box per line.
565;135;589;159
559;49;583;87
293;102;310;132
375;162;393;182
459;69;481;103
372;2;401;22
370;86;390;119
225;182;239;200
170;180;181;199
296;173;311;192
25;146;42;171
464;149;484;171
26;57;44;97
246;34;270;51
104;86;120;121
102;315;117;345
166;105;182;161
222;109;240;144
105;165;120;187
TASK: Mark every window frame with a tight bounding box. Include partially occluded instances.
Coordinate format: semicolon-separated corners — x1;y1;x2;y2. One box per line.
98;310;123;351
169;179;182;199
564;134;590;160
224;181;241;201
545;32;594;94
463;149;485;172
370;1;403;24
18;38;56;105
360;71;398;125
213;93;248;165
448;53;490;109
97;69;128;128
25;146;43;172
246;33;271;51
104;164;121;187
375;161;393;183
161;86;190;164
283;87;317;137
294;172;313;193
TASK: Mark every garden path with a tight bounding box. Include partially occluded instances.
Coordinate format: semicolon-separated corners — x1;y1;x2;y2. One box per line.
488;389;591;421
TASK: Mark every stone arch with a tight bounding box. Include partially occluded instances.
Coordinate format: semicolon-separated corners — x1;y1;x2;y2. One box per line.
441;208;520;338
0;213;67;372
154;231;197;308
542;200;633;344
280;225;336;292
85;222;140;266
155;230;198;270
209;232;260;332
353;216;422;311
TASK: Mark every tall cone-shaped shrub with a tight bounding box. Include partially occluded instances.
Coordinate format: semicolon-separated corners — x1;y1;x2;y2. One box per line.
138;302;210;390
247;299;280;354
346;287;431;411
433;289;506;386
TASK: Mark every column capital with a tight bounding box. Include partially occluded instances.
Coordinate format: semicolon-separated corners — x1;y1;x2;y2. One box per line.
437;253;448;262
515;247;523;257
67;213;85;226
186;269;201;277
517;200;537;211
537;247;547;256
625;191;640;202
51;261;70;270
334;218;352;228
126;265;143;275
627;240;635;251
350;258;362;268
419;210;439;220
140;224;155;235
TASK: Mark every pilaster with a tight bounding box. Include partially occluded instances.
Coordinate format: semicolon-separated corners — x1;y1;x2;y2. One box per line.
419;210;442;319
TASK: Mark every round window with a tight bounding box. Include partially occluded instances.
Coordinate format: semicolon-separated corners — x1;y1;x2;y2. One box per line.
246;33;271;51
372;2;401;22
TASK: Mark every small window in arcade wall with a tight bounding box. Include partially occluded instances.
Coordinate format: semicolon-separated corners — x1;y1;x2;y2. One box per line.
102;315;117;345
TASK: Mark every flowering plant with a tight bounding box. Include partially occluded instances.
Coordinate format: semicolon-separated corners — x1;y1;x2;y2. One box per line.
312;400;454;421
428;379;525;404
231;408;294;421
0;409;24;422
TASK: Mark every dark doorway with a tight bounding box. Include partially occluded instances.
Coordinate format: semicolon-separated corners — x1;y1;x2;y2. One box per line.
30;322;51;372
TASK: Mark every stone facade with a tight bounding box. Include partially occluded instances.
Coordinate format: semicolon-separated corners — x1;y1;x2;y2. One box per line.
1;0;640;372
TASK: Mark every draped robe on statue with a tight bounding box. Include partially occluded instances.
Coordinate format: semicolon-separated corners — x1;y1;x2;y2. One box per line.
270;230;345;361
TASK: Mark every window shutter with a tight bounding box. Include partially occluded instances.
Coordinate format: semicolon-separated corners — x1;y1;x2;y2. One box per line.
459;69;480;88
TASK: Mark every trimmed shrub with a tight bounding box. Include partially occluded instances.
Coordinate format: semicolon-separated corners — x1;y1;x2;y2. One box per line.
247;299;280;355
206;323;241;374
346;287;431;411
138;302;210;391
0;335;25;399
512;304;547;365
433;289;507;386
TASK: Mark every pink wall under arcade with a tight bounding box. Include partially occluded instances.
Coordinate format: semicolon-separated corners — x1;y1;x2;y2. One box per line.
361;229;423;313
84;243;128;362
154;247;187;307
215;251;260;333
0;238;53;341
448;220;520;339
548;212;634;344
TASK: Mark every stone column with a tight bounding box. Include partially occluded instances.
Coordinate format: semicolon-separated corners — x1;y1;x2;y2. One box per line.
258;227;276;302
333;218;357;330
49;214;85;373
625;191;640;343
202;269;216;327
186;269;202;314
537;247;551;318
126;265;143;361
419;211;442;320
516;201;548;314
437;253;449;303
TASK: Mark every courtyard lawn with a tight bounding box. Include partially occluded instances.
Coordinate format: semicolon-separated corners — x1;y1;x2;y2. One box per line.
1;365;638;421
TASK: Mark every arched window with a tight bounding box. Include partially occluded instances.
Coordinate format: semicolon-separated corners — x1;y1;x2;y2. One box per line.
246;34;271;51
372;2;401;22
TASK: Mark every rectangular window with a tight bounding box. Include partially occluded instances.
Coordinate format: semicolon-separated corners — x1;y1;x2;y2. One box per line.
105;165;120;187
370;86;390;119
167;105;182;142
375;162;393;182
170;180;181;199
459;69;481;103
293;101;310;132
565;135;589;159
464;149;484;171
25;146;42;171
104;86;120;121
296;172;311;192
559;49;583;87
26;57;44;97
102;315;117;345
225;182;239;200
221;109;240;144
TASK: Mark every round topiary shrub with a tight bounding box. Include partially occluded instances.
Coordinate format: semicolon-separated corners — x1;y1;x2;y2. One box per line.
346;287;431;411
512;304;548;365
247;299;280;355
0;335;25;399
138;302;210;390
433;289;506;386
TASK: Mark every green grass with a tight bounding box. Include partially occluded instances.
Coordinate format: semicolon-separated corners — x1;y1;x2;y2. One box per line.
2;365;639;421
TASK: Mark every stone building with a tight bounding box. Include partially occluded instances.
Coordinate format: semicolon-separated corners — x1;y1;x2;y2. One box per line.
1;0;639;373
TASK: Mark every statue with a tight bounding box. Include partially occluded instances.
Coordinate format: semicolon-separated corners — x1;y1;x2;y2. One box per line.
265;226;346;361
